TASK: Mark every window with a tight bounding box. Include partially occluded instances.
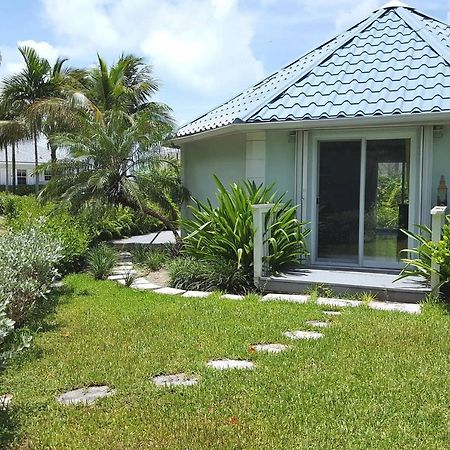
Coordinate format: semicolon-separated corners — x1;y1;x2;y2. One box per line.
17;169;27;185
44;171;52;181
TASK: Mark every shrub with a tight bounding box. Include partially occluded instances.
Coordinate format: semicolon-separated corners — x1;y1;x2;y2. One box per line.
183;177;309;277
0;300;32;369
87;244;118;280
399;217;450;293
0;218;63;325
168;257;252;294
2;194;89;273
133;247;168;271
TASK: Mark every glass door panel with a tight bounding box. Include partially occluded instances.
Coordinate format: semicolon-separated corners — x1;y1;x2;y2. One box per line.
317;141;361;264
364;139;410;267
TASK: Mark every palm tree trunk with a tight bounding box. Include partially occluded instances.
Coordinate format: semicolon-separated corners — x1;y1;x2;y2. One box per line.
33;129;39;194
12;141;16;194
142;205;181;243
50;142;57;163
4;145;9;192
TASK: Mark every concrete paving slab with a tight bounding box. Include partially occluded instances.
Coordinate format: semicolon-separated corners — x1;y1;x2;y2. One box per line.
305;320;329;328
317;297;362;308
207;359;255;370
368;301;421;314
323;311;342;316
182;291;211;298
0;394;12;410
250;343;288;353
262;293;309;303
283;330;324;340
154;287;186;295
152;373;199;387
107;274;126;281
221;294;244;300
57;386;114;405
132;282;160;290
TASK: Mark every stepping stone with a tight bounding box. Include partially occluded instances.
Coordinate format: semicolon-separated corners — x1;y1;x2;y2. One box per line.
116;262;133;267
57;386;114;405
131;282;160;290
207;359;255;370
305;320;329;328
368;301;421;315
119;252;132;257
111;268;137;275
182;291;211;298
250;343;288;353
51;280;64;288
221;294;244;300
262;293;309;304
283;330;324;340
152;373;199;387
107;274;126;281
130;278;149;285
0;394;12;410
154;287;186;295
323;311;342;316
317;297;362;308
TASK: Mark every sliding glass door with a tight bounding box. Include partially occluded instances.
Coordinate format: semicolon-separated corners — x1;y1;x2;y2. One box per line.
316;138;411;269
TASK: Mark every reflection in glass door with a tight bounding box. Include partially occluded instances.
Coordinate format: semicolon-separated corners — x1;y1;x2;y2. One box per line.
316;138;411;268
364;139;410;267
317;141;361;264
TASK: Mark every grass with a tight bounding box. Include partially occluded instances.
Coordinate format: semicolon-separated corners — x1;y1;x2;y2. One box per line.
1;274;450;449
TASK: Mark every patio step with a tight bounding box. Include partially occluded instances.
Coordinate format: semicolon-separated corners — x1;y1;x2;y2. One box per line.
262;268;430;303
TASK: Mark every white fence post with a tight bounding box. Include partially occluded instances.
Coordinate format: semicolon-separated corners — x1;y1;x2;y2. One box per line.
252;204;274;286
430;206;447;290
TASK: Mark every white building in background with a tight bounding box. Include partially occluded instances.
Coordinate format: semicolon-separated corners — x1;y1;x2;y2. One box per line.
0;139;65;187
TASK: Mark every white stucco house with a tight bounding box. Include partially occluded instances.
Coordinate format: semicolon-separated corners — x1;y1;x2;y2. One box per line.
0;138;56;187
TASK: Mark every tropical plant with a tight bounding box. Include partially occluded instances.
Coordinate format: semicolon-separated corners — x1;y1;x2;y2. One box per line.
0;218;63;325
183;176;309;277
398;218;450;292
167;257;252;294
1;46;78;190
38;111;180;240
133;247;168;271
87;244;117;280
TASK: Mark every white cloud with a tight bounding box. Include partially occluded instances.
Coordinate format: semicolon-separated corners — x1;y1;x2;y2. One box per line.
41;0;265;95
18;40;60;63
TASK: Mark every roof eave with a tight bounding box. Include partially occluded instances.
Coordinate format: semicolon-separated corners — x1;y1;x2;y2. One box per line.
174;112;450;144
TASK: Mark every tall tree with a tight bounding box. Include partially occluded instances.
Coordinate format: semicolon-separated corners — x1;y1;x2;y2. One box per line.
0;101;30;194
38;111;183;240
2;46;75;192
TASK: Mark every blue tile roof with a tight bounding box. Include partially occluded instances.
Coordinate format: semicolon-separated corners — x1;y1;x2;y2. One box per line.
177;3;450;137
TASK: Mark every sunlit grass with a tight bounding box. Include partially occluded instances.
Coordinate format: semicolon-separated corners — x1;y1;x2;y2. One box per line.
1;274;449;449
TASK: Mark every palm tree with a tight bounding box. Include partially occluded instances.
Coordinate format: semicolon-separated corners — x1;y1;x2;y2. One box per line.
38;111;182;240
1;46;75;192
0;101;30;194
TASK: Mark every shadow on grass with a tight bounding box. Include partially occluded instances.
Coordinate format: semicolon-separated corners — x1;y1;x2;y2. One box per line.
0;284;75;448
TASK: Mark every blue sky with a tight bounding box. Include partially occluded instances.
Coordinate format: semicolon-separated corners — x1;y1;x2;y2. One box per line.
0;0;449;126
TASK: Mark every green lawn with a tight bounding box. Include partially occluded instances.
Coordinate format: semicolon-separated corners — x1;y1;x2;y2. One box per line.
1;275;450;449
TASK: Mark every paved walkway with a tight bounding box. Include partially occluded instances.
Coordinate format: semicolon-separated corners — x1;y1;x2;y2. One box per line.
111;231;176;246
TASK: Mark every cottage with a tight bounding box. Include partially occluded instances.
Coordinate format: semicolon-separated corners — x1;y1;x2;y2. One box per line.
175;1;450;299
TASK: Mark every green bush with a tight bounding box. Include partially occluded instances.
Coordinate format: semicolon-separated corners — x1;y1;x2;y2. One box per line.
87;244;118;280
398;217;450;293
0;219;63;325
168;257;252;294
183;177;309;278
78;203;160;242
133;247;168;271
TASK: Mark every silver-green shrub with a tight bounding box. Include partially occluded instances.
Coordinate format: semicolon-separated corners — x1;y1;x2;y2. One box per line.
0;218;63;325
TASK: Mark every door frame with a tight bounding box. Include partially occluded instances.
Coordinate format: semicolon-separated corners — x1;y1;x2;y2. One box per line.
307;127;421;269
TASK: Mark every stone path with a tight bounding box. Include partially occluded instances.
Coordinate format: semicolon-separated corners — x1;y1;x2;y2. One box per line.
250;343;288;353
284;330;324;340
57;386;114;405
152;373;199;387
207;359;255;370
0;394;12;410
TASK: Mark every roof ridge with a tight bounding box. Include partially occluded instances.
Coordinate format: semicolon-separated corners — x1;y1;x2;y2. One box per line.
396;7;450;67
242;8;387;123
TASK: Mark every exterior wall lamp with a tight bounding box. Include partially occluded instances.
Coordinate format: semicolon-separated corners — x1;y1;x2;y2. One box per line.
437;175;448;206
